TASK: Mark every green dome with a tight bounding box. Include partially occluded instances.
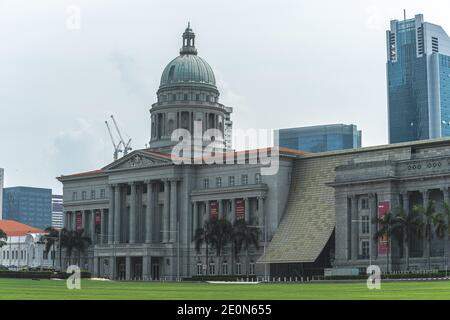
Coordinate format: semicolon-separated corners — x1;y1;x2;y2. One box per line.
160;54;216;89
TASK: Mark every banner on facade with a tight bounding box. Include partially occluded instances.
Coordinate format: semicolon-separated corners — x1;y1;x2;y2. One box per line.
235;198;245;221
210;201;218;220
377;201;390;255
95;210;101;233
75;211;82;231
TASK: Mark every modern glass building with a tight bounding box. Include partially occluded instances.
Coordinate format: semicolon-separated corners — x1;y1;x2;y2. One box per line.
277;124;361;153
2;187;52;230
387;14;450;143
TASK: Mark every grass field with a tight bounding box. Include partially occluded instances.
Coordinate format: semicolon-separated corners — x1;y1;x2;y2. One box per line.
1;278;450;299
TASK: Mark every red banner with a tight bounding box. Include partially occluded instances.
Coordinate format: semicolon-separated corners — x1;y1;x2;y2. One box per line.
75;211;82;231
235;199;245;221
378;201;390;255
210;201;218;220
95;210;101;233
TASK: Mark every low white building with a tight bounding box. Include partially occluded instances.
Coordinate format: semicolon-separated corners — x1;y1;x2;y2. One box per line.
0;220;56;269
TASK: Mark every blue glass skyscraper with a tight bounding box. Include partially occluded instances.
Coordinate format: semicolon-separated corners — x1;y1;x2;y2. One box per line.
387;14;450;143
277;124;361;153
2;187;52;229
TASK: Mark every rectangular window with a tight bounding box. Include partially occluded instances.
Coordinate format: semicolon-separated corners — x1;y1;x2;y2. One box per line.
72;192;78;201
361;198;369;210
249;262;255;275
204;179;209;189
91;190;96;200
255;173;261;184
197;263;203;275
82;191;87;200
222;262;228;275
361;215;370;234
209;262;215;275
216;177;222;188
361;240;370;259
100;189;105;199
228;176;235;186
241;175;248;185
235;262;241;275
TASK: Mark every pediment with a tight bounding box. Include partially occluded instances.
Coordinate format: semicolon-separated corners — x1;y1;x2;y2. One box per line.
102;150;173;171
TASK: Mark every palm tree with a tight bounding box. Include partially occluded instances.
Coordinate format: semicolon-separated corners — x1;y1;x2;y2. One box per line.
434;202;450;269
0;229;7;248
61;229;91;269
193;220;214;275
394;207;422;271
209;219;233;274
413;200;439;270
233;220;259;277
73;229;92;269
41;227;60;268
373;211;397;273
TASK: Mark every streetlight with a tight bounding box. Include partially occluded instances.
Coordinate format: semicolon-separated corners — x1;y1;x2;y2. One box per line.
351;219;372;267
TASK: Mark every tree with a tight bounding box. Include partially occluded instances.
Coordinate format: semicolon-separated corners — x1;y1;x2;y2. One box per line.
41;227;60;268
193;220;214;275
393;208;422;271
413;200;439;270
0;229;7;248
373;211;397;273
233;220;259;277
61;229;91;269
434;202;450;267
209;219;233;274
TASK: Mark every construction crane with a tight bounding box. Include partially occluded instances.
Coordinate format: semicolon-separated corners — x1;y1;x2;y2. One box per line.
110;115;132;155
105;120;122;161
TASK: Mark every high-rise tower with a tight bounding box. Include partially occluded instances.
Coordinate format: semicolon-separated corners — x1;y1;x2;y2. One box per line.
387;14;450;143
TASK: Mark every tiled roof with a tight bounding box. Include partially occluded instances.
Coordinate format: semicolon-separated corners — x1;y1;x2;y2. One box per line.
0;220;44;236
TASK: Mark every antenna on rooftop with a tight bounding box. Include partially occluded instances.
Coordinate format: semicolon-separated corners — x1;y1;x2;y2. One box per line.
403;9;406;21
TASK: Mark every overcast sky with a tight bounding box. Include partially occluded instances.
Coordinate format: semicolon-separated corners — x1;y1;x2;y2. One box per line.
1;0;449;193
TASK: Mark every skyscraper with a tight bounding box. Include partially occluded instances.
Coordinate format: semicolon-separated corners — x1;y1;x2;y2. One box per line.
277;124;361;153
2;187;52;229
387;14;450;143
51;194;63;229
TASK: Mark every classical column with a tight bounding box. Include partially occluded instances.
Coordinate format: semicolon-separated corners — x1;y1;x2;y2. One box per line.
81;210;86;230
244;198;250;223
145;181;153;243
109;256;115;279
422;190;429;259
193;201;198;235
258;197;265;227
230;199;236;225
350;195;358;260
114;185;121;244
64;212;69;229
108;185;114;244
170;179;178;243
125;256;131;280
72;212;76;231
443;187;450;263
401;192;409;269
218;200;223;220
129;182;137;244
90;210;96;245
163;180;170;243
203;201;209;224
100;209;105;245
143;255;150;281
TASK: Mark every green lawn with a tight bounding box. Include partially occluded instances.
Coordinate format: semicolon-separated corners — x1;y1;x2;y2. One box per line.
0;278;450;299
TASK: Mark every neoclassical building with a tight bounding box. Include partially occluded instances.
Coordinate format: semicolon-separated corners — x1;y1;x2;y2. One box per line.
59;24;450;280
58;25;297;280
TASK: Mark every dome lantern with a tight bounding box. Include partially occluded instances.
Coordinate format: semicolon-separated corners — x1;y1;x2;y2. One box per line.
180;22;198;55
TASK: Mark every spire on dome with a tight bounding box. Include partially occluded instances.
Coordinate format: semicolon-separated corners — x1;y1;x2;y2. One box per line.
180;22;197;55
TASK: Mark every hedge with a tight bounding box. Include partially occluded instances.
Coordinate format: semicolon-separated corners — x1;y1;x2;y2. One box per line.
187;275;257;282
0;270;91;279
